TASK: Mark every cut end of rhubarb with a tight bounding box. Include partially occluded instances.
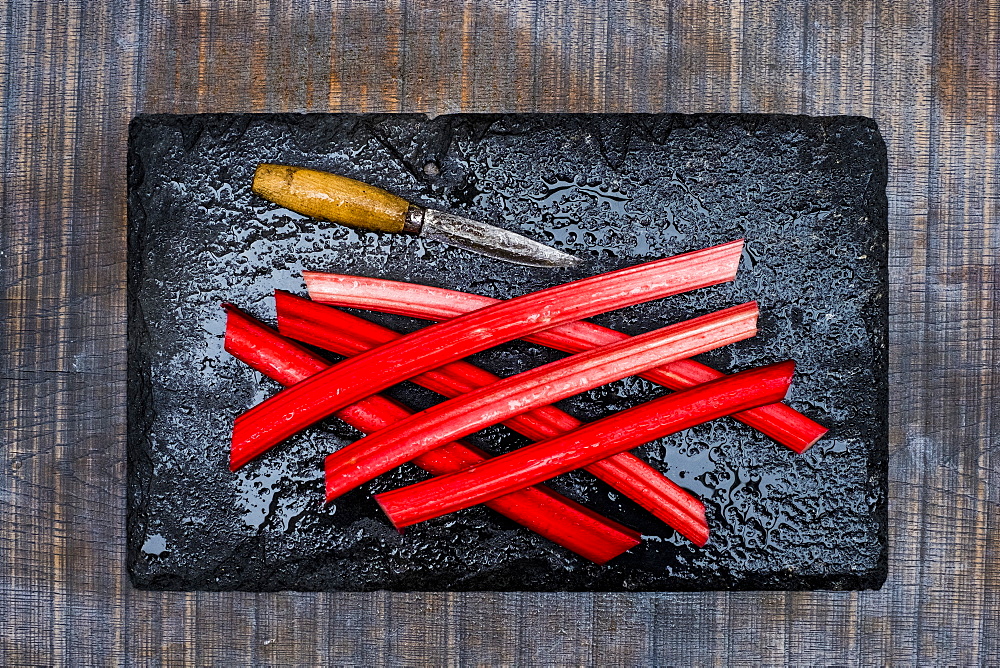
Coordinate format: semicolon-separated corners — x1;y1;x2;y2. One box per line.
701;238;745;283
272;289;302;323
684;508;710;547
671;498;710;547
720;238;745;261
683;529;710;548
373;492;404;530
772;359;796;395
230;420;268;472
229;434;261;471
790;424;830;454
221;304;250;354
375;494;407;535
658;488;709;547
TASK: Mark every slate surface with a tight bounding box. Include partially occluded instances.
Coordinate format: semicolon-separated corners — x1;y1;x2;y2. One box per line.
127;113;887;591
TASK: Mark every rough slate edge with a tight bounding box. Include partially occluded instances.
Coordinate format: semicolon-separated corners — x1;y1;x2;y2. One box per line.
126;112;888;592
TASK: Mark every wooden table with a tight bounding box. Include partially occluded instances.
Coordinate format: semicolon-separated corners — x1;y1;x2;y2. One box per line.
2;1;995;664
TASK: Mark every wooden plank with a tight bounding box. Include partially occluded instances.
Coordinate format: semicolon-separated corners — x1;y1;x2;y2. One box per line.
0;0;135;662
910;1;1000;664
0;0;997;664
868;0;935;662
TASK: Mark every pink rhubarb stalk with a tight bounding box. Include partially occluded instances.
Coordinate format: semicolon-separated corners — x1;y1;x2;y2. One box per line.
274;291;708;544
304;271;825;453
374;361;795;529
222;303;641;563
321;302;758;501
230;240;744;469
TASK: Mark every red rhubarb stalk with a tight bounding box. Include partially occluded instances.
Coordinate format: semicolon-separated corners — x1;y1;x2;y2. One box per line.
274;291;708;544
321;302;758;501
374;361;795;529
230;240;744;469
222;303;641;563
304;272;825;453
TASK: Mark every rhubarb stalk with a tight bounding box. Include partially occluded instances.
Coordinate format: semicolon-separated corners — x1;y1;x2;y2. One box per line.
230;240;744;469
321;302;759;501
222;303;642;563
374;361;795;528
304;271;825;453
274;291;708;543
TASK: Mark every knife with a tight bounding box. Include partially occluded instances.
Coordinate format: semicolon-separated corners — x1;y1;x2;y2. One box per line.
252;164;580;268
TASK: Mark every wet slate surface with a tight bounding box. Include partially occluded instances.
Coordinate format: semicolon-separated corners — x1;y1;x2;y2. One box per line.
127;113;887;591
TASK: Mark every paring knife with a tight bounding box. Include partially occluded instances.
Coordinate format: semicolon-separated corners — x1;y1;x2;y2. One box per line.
252;164;580;268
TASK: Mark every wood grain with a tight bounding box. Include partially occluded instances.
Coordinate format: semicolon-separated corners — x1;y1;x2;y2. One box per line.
1;0;996;664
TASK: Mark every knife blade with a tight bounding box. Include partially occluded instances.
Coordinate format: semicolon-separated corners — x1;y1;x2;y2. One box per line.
252;164;580;268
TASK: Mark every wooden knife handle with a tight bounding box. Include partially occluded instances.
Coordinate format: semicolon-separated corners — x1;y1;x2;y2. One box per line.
252;164;410;234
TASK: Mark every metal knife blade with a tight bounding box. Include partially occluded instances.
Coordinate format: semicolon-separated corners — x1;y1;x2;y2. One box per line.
412;207;581;269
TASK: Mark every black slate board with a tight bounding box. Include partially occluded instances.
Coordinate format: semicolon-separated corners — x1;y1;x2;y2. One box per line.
127;113;888;591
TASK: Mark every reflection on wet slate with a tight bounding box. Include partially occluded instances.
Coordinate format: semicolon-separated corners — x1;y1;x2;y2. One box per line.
127;113;887;591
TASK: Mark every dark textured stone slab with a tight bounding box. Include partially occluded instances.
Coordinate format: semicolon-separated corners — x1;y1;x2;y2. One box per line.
127;113;887;591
